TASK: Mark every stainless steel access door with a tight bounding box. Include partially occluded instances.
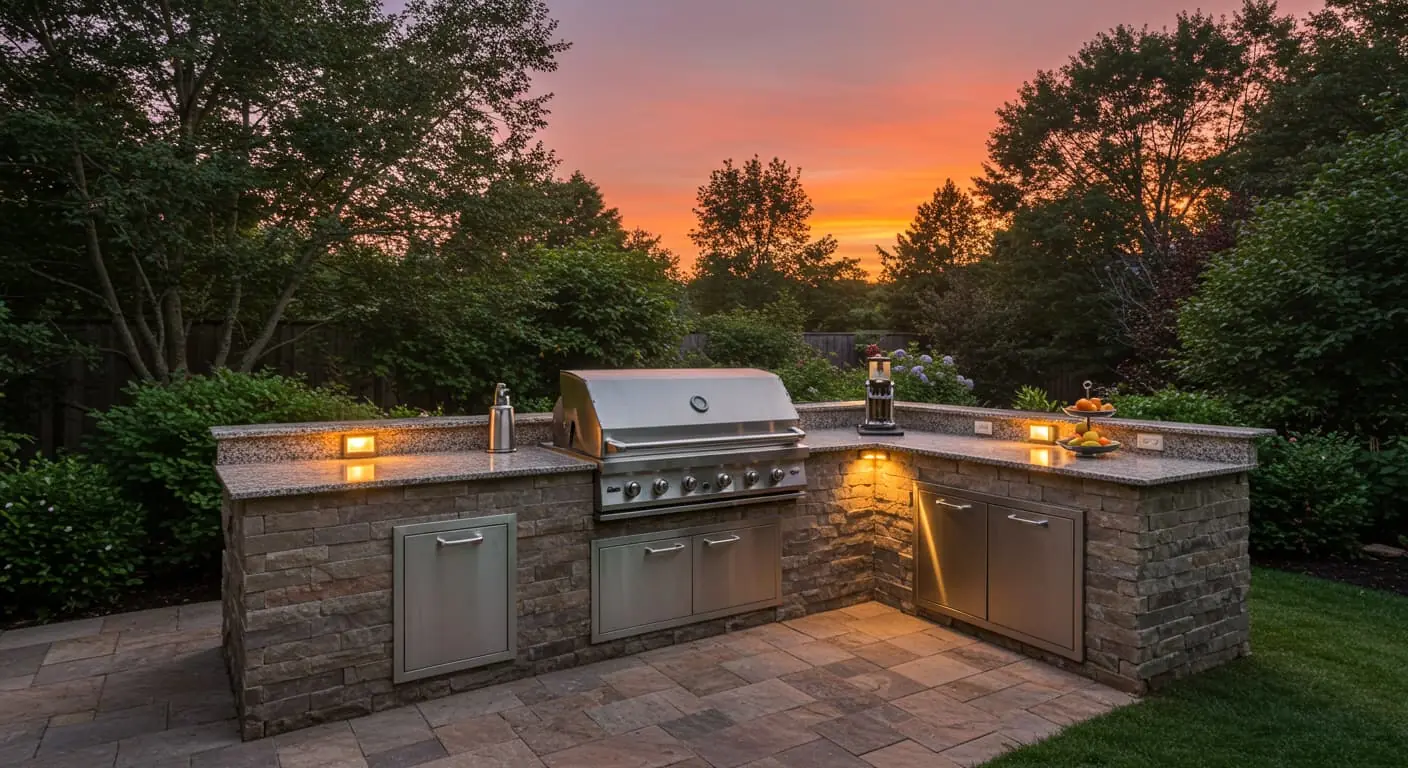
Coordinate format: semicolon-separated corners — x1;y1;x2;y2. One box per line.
692;523;780;614
595;535;693;638
915;489;988;621
988;504;1079;653
394;514;517;683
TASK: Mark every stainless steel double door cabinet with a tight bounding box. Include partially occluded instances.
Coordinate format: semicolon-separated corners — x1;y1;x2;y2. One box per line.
393;514;517;683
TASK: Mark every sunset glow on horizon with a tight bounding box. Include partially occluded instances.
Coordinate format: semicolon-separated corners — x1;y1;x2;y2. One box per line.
536;0;1324;275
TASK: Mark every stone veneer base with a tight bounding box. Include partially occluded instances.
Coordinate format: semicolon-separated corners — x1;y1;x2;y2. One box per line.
222;450;1250;740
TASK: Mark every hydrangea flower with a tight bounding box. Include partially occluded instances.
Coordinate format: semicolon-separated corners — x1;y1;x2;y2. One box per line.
893;365;908;375
909;365;924;375
919;354;933;364
942;355;954;366
892;349;907;360
919;372;930;384
962;377;975;390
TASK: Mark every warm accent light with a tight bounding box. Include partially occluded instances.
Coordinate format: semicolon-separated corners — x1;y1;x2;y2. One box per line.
344;462;376;483
867;356;892;381
861;450;889;461
342;434;377;458
1029;448;1052;467
1027;424;1057;444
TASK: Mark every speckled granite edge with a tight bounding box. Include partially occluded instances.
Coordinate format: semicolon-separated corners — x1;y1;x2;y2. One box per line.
214;417;556;465
216;447;594;500
210;412;554;439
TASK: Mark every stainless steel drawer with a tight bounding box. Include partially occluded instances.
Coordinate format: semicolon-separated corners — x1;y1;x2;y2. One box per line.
692;523;780;614
915;490;988;621
394;515;517;683
595;535;693;637
988;504;1079;652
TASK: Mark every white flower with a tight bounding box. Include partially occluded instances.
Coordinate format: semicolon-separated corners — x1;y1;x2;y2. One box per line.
64;525;72;533
47;506;54;512
4;503;10;509
104;544;113;551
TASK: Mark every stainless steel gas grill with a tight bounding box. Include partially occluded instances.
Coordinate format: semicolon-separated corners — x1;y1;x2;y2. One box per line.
551;369;809;521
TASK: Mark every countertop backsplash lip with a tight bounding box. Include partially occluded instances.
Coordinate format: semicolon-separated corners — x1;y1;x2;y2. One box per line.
210;411;554;440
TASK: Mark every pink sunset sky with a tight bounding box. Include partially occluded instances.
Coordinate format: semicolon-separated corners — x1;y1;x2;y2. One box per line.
493;1;1327;273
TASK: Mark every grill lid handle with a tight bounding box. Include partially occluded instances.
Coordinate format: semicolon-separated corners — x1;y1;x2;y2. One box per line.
604;427;806;453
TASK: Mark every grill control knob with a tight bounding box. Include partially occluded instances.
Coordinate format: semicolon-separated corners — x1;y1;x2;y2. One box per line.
681;475;698;493
623;481;641;499
652;478;669;496
744;470;760;486
769;468;786;484
716;472;733;489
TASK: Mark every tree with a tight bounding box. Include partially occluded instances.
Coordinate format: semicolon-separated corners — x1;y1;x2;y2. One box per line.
878;180;989;331
0;0;565;382
687;156;863;326
1179;121;1408;437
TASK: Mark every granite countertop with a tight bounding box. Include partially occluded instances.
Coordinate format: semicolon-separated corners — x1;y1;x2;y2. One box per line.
806;429;1256;486
216;446;593;500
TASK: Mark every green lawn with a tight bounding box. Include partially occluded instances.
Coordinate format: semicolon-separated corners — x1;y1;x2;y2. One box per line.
989;568;1408;768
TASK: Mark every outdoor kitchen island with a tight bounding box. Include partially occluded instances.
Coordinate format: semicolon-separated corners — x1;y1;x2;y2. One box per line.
214;395;1272;740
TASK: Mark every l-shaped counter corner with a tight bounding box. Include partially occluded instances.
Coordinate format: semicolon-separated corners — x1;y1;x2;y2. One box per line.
213;401;1273;739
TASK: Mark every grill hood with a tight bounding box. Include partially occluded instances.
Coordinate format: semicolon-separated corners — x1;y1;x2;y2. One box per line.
553;368;802;460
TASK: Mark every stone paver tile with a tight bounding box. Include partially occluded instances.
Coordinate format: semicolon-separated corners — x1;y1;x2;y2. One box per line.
780;668;884;717
190;739;277;768
416;685;523;728
49;712;94;726
891;690;994;730
845;670;927;702
689;710;821;768
783;614;854;640
15;742;118;767
742;623;814;650
176;603;222;632
1028;690;1116;727
934;666;1026;702
651;686;709;715
650;658;749;698
1;674;34;691
838;603;896;621
943;643;1026;672
860;739;960;768
534;666;608;698
366;738;448;768
890;654;981;688
43;634;118;666
97;648;228;712
0;619;104;651
937;731;1020;767
37;703;167;757
821;657;883;679
659;708;733;742
920;625;978;648
814;706;910;755
101;607;180;636
600;665;677;698
967;682;1062;717
721;651;811;683
513;711;605;755
31;654;119;685
847;614;934;641
112;627;219;656
273;722;364;768
0;677;103;725
785;641;854;667
996;709;1062;746
999;659;1092;693
424;738;542;767
828;632;882;651
886;632;960;658
773;737;869;767
584;691;684;735
700;678;815;722
0;644;50;680
1078;685;1138;708
666;760;710;768
114;720;240;768
168;697;236;729
527;686;624;723
351;707;434;755
894;716;1000;755
541;725;694;768
434;712;515;754
0;719;45;763
850;642;919;669
718;633;777;656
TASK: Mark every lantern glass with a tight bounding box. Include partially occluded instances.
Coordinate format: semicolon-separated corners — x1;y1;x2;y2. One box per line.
1028;424;1057;444
342;434;377;458
868;357;891;381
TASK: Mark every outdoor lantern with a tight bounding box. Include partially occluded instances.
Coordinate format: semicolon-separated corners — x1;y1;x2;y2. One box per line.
344;462;376;483
858;353;904;436
342;434;377;458
1027;423;1058;444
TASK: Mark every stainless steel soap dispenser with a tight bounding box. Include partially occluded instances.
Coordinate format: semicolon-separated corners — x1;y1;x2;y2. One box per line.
487;383;516;453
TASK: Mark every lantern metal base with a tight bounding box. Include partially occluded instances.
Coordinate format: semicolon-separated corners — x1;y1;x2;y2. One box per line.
857;423;904;436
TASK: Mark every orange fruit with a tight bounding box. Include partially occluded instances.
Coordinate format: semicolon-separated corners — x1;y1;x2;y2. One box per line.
1090;397;1102;407
1075;398;1095;411
1099;437;1111;446
1101;403;1115;411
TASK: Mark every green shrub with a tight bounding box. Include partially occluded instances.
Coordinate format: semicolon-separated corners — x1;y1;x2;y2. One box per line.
0;456;144;618
889;347;979;406
697;299;808;370
1012;386;1061;413
91;371;383;573
1111;387;1244;426
1251;433;1373;557
775;353;865;403
1359;437;1408;543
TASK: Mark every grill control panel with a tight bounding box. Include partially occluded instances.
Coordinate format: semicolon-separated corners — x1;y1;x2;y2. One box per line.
598;459;807;517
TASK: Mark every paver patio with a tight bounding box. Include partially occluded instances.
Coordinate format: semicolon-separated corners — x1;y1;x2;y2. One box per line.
0;601;1134;767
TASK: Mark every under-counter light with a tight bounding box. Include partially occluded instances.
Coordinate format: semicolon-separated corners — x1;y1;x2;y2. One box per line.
1029;448;1052;467
342;434;377;458
1027;424;1058;444
861;450;889;461
344;462;376;483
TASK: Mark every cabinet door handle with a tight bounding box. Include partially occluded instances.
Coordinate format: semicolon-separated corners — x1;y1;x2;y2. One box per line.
703;535;741;547
1006;514;1049;528
437;534;484;547
936;499;973;510
644;543;685;555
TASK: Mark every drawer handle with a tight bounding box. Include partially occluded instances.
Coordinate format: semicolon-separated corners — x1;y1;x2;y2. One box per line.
936;499;973;510
703;535;741;547
644;543;685;555
1006;514;1049;528
437;534;484;547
